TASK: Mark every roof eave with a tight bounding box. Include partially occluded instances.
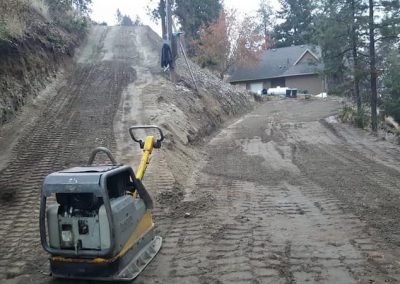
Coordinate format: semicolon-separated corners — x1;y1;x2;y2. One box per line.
229;72;321;83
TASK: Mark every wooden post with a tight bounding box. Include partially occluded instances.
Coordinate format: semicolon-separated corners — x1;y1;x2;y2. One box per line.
160;0;167;40
166;0;177;82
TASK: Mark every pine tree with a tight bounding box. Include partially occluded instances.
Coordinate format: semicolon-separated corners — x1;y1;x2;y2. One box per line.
256;0;274;49
368;0;400;131
273;0;315;47
173;0;223;41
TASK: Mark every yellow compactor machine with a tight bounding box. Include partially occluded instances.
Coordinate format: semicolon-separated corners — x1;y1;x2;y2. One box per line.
39;125;164;281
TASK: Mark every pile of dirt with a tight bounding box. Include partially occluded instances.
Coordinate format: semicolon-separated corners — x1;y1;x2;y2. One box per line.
0;5;85;125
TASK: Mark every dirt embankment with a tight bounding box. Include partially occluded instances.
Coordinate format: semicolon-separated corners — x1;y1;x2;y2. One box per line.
0;5;85;125
113;26;255;198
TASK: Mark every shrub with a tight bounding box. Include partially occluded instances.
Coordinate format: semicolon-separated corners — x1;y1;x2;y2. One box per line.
28;0;49;20
385;98;400;124
0;0;27;41
339;105;369;128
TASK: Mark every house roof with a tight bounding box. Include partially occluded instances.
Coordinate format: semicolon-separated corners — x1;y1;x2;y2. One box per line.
229;45;324;83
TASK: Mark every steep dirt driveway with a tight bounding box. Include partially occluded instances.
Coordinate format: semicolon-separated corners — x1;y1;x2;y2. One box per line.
2;23;400;284
139;99;400;283
0;26;149;281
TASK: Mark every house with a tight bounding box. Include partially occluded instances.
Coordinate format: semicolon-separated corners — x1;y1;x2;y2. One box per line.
229;45;326;95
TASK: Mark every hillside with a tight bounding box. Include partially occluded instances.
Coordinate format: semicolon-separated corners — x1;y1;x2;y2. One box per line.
0;0;88;124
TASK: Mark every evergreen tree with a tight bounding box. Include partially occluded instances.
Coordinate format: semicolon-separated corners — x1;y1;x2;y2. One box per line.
368;0;400;131
120;15;134;26
173;0;223;41
149;0;222;55
273;0;315;47
256;0;274;49
382;50;400;122
116;9;123;25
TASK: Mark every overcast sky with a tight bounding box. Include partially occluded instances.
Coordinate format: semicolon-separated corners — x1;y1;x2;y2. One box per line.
90;0;281;33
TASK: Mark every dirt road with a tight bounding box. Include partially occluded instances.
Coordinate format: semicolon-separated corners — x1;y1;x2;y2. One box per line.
138;99;400;283
0;26;138;280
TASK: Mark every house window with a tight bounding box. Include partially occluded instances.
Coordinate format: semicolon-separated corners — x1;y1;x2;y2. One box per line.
271;78;286;88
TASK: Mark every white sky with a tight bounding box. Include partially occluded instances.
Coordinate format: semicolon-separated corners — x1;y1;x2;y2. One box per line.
90;0;281;34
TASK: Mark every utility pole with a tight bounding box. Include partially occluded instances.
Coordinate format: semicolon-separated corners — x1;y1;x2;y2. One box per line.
160;0;167;40
166;0;177;82
165;0;170;42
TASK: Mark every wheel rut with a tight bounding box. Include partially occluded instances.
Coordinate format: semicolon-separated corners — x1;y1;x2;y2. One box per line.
138;99;400;284
0;28;136;280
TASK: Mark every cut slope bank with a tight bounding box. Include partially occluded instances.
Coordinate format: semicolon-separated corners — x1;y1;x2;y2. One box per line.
113;26;255;196
0;1;87;124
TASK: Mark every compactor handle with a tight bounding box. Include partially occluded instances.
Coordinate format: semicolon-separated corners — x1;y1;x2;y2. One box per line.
129;125;164;149
88;147;118;165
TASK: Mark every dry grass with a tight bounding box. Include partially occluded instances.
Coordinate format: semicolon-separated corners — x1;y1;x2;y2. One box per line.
3;14;26;38
0;0;26;40
0;0;51;41
28;0;50;21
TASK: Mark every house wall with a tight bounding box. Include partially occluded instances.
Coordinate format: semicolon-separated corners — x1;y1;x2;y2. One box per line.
231;74;325;95
232;81;270;91
297;52;318;64
263;81;272;89
286;74;325;95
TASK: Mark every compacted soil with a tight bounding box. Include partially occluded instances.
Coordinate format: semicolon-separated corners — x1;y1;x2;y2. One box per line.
139;99;400;283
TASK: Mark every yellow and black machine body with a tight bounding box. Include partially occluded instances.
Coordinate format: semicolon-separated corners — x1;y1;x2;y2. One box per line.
39;125;164;281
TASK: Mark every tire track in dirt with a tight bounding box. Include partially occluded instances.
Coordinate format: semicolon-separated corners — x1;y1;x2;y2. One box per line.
138;99;400;283
0;27;136;280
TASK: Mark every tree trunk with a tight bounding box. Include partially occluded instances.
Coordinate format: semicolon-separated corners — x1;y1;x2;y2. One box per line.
369;0;378;133
264;25;269;49
166;0;177;82
350;0;362;119
160;0;167;40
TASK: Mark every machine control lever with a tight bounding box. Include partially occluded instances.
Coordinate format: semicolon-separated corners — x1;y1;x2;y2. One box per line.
129;125;164;149
87;147;118;165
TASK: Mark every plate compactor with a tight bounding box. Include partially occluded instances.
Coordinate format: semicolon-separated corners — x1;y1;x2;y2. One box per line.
39;125;164;281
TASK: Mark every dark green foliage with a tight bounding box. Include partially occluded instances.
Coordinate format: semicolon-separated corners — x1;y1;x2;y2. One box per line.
174;0;222;40
273;0;315;47
149;0;222;42
311;0;400;130
256;0;274;48
339;105;370;128
383;49;400;122
121;15;133;26
313;0;368;95
149;0;166;21
116;9;123;24
46;0;92;15
72;0;92;14
116;9;143;27
45;0;91;33
386;99;400;123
